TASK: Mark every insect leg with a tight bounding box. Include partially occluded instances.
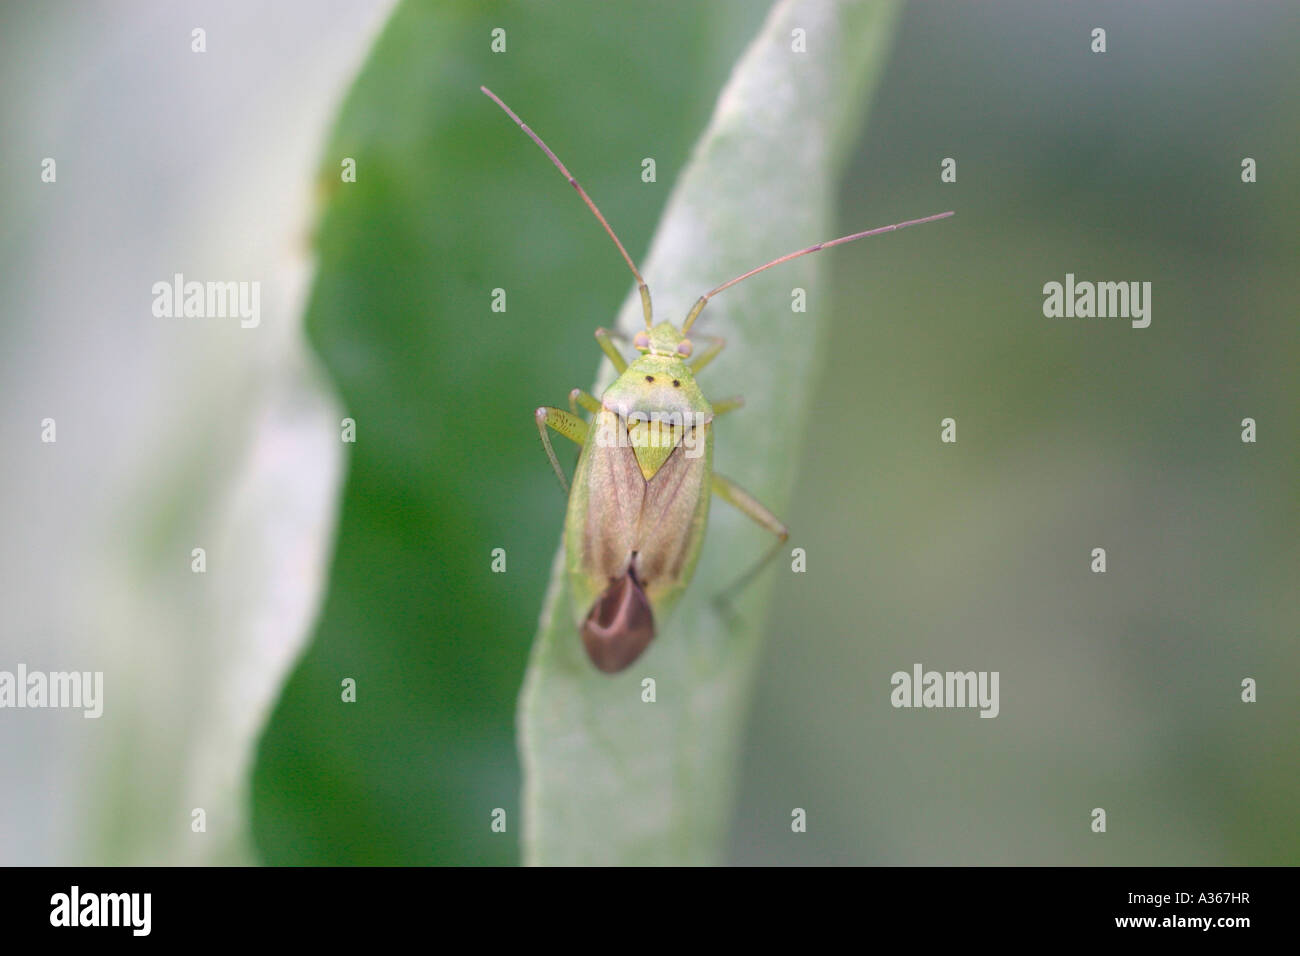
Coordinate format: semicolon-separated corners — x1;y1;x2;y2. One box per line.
710;396;744;417
712;472;788;540
569;388;602;416
710;472;789;605
594;327;628;373
535;406;589;494
688;336;727;373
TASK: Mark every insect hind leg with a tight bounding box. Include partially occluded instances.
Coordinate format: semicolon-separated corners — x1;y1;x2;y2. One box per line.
709;472;789;611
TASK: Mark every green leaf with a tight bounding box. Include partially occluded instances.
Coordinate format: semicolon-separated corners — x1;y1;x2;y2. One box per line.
0;5;375;865
519;0;901;865
252;0;771;865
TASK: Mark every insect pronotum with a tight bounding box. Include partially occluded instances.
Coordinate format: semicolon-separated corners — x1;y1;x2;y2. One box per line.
482;86;952;674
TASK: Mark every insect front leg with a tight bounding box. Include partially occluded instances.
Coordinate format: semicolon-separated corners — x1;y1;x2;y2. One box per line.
688;336;727;373
594;327;628;373
535;406;589;494
710;471;789;606
569;388;602;416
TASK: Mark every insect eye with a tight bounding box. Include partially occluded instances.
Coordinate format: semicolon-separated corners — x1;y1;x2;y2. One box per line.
634;333;650;349
672;380;680;388
645;375;654;383
676;340;692;357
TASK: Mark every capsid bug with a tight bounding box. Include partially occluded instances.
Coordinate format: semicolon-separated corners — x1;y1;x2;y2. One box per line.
483;86;952;673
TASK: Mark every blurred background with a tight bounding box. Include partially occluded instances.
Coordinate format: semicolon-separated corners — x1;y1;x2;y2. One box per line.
1;0;1296;865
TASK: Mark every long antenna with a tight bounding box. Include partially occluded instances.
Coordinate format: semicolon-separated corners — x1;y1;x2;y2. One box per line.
481;86;653;327
681;211;954;332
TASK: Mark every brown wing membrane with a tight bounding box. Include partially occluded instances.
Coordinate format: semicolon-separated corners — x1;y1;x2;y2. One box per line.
581;568;655;673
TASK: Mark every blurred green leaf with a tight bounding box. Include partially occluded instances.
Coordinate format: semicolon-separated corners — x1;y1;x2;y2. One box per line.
251;0;768;865
519;0;902;865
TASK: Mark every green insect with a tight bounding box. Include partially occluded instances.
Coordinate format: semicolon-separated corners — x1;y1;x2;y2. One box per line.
483;87;952;674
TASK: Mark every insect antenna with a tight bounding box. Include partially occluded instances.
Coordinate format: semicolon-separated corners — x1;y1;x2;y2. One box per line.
680;211;954;333
481;86;653;328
